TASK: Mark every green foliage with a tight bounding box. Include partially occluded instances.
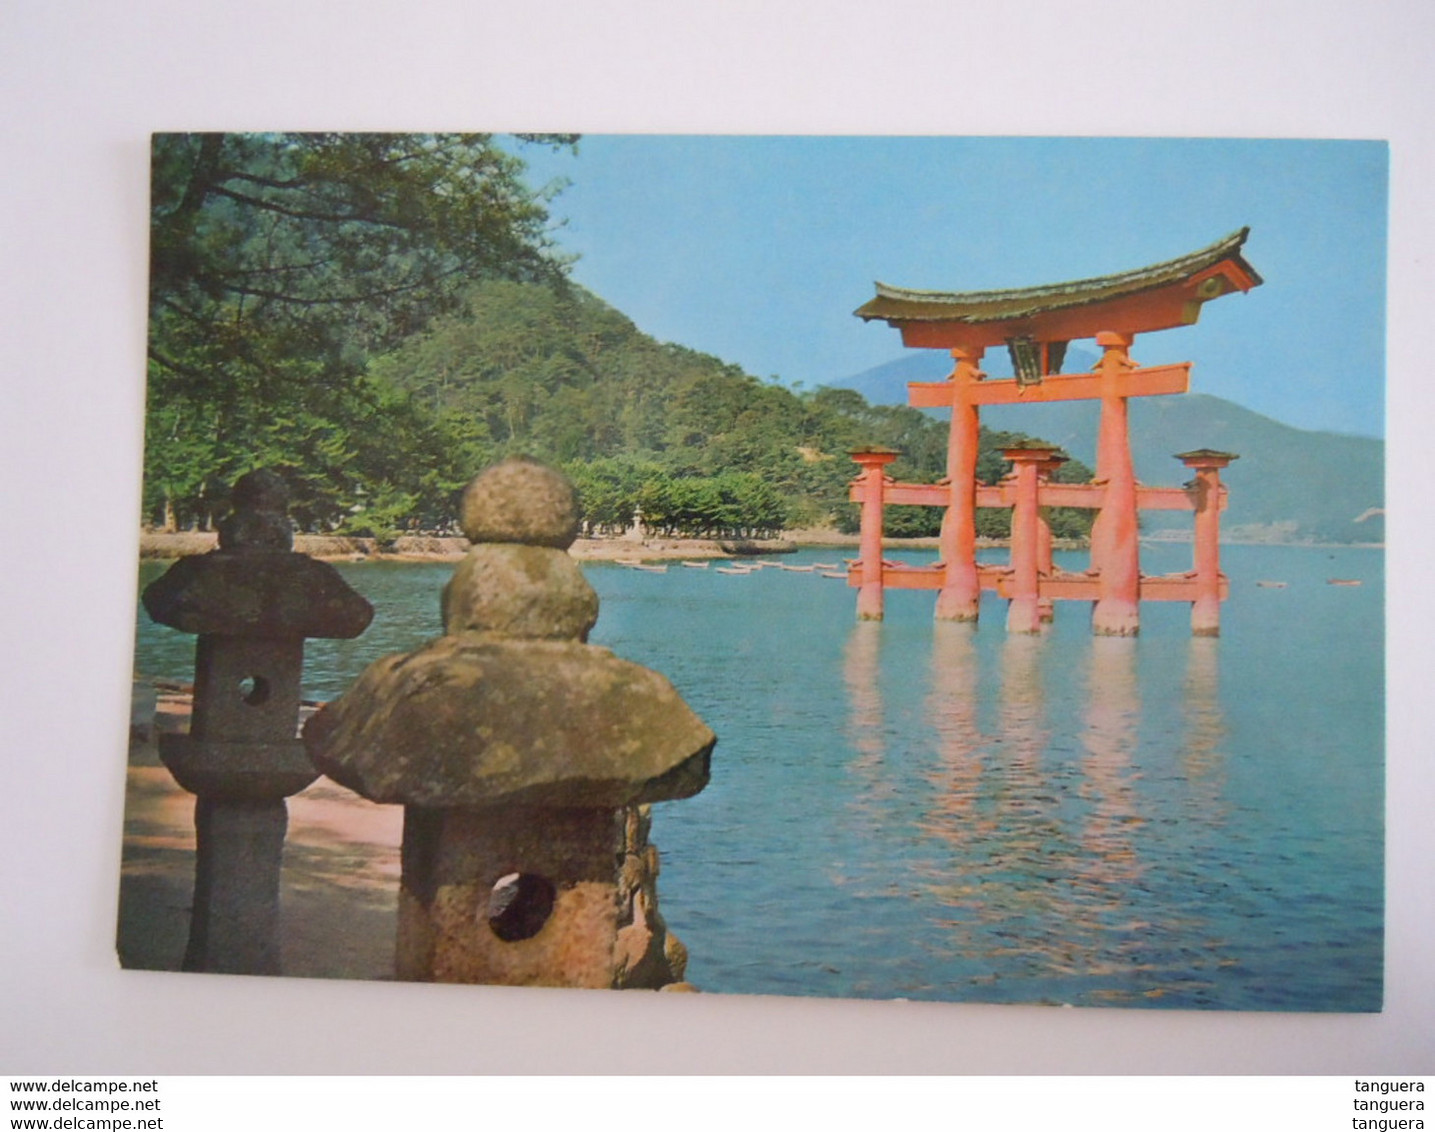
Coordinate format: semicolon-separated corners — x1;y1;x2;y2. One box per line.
967;429;1097;541
831;426;1097;539
562;458;785;538
369;278;1097;541
142;132;1096;543
144;132;573;528
335;486;420;546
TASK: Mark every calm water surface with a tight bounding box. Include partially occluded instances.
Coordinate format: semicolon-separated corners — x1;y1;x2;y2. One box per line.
134;542;1383;1010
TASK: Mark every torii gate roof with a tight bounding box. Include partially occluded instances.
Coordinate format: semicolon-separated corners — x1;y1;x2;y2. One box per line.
855;228;1262;349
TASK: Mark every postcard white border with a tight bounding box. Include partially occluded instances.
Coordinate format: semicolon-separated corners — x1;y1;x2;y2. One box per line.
2;0;1430;1074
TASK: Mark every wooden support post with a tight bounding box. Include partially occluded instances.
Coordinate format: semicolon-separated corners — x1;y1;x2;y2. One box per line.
1178;449;1237;637
851;448;899;621
936;347;984;622
1004;446;1058;634
1090;332;1142;637
1035;450;1067;622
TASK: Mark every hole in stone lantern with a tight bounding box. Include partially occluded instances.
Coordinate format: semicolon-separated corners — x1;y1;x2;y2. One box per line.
239;675;270;706
487;872;556;942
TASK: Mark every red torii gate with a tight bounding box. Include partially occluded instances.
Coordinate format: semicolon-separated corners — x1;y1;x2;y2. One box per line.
847;229;1261;636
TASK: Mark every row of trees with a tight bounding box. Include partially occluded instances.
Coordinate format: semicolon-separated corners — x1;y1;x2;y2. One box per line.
838;427;1096;541
142;133;1093;544
564;458;785;539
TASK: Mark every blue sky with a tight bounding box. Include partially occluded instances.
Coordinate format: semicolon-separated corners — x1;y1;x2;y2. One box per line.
516;136;1387;438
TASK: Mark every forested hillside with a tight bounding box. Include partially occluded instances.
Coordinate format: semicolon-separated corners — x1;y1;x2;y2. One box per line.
146;274;1092;539
365;280;1093;538
141;133;1089;541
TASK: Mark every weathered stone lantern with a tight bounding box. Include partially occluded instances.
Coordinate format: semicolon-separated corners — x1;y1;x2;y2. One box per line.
142;469;373;974
304;456;715;990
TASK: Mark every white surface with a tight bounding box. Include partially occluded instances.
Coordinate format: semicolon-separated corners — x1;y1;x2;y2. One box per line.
1;0;1430;1075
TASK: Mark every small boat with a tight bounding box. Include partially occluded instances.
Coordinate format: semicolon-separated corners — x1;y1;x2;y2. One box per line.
810;562;840;570
819;570;848;579
680;560;710;568
1255;580;1287;588
1327;578;1362;586
715;566;753;575
628;562;669;573
778;563;816;572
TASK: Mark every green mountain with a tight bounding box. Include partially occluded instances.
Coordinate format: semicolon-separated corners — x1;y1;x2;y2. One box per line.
366;281;956;534
835;352;1384;544
367;280;1090;540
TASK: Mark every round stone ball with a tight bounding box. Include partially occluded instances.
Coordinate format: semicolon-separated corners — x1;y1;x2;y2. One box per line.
460;456;580;548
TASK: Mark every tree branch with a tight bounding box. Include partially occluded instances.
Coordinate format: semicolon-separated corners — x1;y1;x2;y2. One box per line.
208;185;414;231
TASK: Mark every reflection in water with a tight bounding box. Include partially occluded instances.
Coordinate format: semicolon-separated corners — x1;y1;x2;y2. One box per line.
916;631;1140;999
923;622;983;833
997;633;1052;828
1181;636;1227;822
936;634;1073;982
842;620;883;757
919;633;1057;896
911;630;1233;1004
1079;637;1144;888
133;553;1379;1008
1071;636;1153;1001
841;620;887;837
838;612;1248;1006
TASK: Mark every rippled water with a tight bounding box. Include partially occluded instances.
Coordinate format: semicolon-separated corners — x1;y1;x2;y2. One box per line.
133;542;1383;1010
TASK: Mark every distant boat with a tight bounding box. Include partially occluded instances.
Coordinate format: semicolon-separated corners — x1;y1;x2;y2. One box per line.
1256;581;1287;588
778;563;816;572
1326;578;1362;587
820;571;848;579
629;563;668;573
715;566;752;575
680;560;710;568
810;562;840;570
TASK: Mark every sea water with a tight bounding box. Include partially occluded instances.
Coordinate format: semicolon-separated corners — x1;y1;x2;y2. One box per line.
132;542;1383;1010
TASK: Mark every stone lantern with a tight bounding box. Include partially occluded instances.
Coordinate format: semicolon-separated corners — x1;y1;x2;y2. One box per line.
142;469;373;974
303;456;715;989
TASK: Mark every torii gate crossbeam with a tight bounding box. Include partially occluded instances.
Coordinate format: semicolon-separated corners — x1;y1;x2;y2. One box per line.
847;229;1261;637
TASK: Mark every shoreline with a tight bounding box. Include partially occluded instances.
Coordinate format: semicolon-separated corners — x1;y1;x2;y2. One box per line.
139;530;808;563
136;529;1378;564
136;529;1011;563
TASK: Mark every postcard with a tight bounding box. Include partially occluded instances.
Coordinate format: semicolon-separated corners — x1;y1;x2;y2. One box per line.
121;133;1385;1010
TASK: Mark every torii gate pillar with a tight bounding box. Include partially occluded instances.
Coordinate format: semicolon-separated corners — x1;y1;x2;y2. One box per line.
851;229;1262;636
1090;331;1142;637
1004;444;1066;634
1036;450;1067;623
1179;449;1238;637
852;448;899;620
935;347;984;623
